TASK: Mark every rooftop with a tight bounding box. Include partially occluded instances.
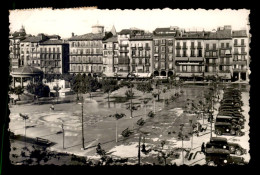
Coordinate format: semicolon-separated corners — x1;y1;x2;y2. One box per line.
232;30;247;37
68;33;105;41
103;36;118;43
20;36;45;43
40;40;67;45
12;66;43;75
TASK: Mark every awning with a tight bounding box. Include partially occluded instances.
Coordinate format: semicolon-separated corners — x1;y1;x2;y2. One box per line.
133;73;152;78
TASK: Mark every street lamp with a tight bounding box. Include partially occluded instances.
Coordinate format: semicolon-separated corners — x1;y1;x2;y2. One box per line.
19;113;29;148
78;96;85;150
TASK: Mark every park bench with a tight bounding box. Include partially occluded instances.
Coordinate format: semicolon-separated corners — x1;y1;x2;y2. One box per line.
35;137;51;146
121;128;133;137
136;118;145;126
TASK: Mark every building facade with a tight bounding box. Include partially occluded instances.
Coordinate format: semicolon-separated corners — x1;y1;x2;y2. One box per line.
9;26;27;71
232;30;249;81
102;36;119;77
175;31;205;80
152;27;178;77
39;38;69;75
68;25;105;76
129;30;153;78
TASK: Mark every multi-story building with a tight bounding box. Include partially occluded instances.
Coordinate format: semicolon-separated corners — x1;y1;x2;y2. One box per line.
68;24;105;76
175;31;205;80
204;26;233;81
9;26;27;71
152;26;178;77
117;29;131;77
232;30;249;81
19;33;49;69
39;36;69;75
129;30;153;78
102;35;119;77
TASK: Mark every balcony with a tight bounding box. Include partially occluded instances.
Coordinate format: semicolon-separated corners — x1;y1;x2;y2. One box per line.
189;57;204;62
190;46;197;50
176;46;181;49
182;46;188;50
205;48;218;51
205;62;218;66
197;45;203;49
205;54;218;59
233;52;247;55
234;44;246;47
119;43;129;47
144;47;151;50
233;60;247;65
219;62;232;66
233;68;247;72
119;49;129;53
175;57;189;61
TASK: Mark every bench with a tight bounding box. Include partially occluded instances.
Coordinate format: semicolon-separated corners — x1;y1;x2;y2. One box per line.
35;137;51;146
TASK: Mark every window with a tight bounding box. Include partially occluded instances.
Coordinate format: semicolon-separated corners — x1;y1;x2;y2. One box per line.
161;46;165;52
161;39;166;45
234;48;238;54
168;54;173;61
206;44;209;50
182;65;187;72
168;40;173;45
183;50;187;57
234;39;238;45
226;43;230;48
161;62;165;69
177;42;180;47
205;52;209;57
191;50;195;57
221;43;224;48
176;50;181;57
154;40;159;46
183;42;187;48
155;63;158;69
191;42;195;48
213;44;216;50
161;54;165;59
155;46;159;53
198;42;202;48
241;39;244;46
168;46;173;53
191;65;195;72
213;52;217;57
241;47;245;53
198;49;202;57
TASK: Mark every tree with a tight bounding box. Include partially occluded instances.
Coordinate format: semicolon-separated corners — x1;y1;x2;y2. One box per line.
26;82;50;97
53;84;61;104
71;74;84;101
61;73;74;88
142;98;150;117
13;86;24;100
178;124;189;165
125;82;137;118
136;82;153;95
85;76;101;99
109;113;126;143
102;79;119;108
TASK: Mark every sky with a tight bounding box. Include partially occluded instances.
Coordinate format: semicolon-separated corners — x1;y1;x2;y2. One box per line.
9;8;250;39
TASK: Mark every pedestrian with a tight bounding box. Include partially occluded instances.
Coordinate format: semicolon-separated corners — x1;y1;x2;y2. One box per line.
201;142;205;153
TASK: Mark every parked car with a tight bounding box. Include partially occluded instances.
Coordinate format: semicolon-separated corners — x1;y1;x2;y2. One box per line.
206;152;246;166
216;115;245;128
227;142;247;156
205;137;229;154
215;122;244;136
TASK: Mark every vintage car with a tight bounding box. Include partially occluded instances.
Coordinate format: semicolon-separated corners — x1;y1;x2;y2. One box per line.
215;122;244;136
227;142;247;156
205;137;229;154
206;152;246;166
216;116;244;129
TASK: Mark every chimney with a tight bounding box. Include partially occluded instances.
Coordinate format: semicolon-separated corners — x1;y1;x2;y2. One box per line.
72;32;74;37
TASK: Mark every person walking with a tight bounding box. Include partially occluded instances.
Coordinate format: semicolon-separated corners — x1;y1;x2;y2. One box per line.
201;142;205;154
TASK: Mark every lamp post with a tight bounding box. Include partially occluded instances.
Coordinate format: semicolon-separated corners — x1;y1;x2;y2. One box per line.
78;96;85;150
61;123;65;149
19;113;29;148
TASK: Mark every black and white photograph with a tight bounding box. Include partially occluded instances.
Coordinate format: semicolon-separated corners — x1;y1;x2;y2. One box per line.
7;8;250;167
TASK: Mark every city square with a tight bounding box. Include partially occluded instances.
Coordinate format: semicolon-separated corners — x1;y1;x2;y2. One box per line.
7;9;250;166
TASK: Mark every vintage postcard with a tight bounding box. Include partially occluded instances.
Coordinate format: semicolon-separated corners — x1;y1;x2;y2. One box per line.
8;8;250;166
